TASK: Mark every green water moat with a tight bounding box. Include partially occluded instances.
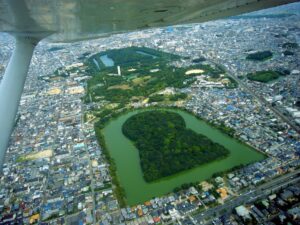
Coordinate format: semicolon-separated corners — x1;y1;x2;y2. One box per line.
102;108;265;205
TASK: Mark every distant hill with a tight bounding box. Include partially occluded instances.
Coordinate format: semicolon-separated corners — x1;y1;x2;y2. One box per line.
231;13;295;20
230;2;300;19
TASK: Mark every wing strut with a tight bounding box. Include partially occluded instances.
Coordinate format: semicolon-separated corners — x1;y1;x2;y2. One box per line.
0;36;38;171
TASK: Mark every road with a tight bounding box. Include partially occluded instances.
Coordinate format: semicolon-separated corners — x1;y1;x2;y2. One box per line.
81;103;97;225
192;169;300;224
225;66;300;133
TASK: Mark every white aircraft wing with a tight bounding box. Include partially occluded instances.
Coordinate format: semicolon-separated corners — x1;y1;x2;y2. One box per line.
0;0;298;42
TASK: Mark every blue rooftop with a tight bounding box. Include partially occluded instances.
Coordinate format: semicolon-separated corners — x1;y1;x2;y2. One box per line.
225;105;236;111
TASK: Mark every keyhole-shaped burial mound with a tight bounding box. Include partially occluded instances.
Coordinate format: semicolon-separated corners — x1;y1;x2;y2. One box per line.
122;110;230;182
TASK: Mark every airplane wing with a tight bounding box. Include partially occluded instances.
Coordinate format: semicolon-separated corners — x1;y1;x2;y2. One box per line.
0;0;298;42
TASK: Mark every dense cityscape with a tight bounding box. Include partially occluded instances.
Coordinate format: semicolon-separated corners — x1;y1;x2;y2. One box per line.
0;3;300;225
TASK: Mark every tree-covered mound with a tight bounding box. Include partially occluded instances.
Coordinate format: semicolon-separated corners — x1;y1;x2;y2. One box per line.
122;111;230;182
247;71;281;83
282;42;298;49
246;51;273;61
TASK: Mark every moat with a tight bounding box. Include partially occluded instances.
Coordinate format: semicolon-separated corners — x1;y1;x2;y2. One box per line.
102;109;265;205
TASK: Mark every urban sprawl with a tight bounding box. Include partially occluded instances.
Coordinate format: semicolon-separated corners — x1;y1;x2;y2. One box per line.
0;5;300;225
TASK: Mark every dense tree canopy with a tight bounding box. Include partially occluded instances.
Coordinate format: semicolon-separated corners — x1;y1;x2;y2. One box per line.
282;42;298;49
122;111;230;182
247;71;280;83
148;94;165;103
83;47;237;124
246;51;273;61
